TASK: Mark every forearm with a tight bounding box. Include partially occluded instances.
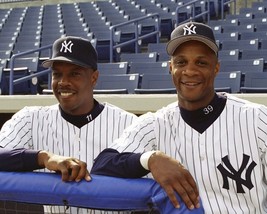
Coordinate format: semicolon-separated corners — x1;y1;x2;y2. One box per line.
0;148;41;171
91;148;149;178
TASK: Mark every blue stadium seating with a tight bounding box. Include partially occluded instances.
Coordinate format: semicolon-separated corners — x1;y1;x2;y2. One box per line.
220;58;265;73
218;49;240;61
94;73;140;94
98;62;129;75
214;71;241;93
129;61;170;75
134;73;176;94
240;72;267;93
120;52;158;63
0;0;264;94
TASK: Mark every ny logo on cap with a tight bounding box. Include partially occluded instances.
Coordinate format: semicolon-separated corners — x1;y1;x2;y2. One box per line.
60;40;74;53
183;24;196;35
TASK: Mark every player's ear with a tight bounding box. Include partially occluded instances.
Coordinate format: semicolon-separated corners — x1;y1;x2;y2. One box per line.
91;70;99;87
214;60;220;76
169;60;173;74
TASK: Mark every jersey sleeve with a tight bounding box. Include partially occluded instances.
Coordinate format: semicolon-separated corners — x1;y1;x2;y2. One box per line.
257;105;267;180
0;107;33;149
91;113;158;178
0;148;40;171
109;112;158;153
91;148;149;178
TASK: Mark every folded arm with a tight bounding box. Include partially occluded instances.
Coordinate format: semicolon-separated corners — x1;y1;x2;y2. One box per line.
91;148;149;178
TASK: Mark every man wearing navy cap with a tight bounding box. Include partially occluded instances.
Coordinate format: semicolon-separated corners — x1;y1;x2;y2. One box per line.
0;36;137;213
92;21;267;213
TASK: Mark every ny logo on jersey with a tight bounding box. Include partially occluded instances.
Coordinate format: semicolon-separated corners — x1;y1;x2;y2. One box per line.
217;154;256;193
60;40;74;53
183;23;197;35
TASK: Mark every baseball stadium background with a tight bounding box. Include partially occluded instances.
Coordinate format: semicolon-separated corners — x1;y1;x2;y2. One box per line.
0;0;266;213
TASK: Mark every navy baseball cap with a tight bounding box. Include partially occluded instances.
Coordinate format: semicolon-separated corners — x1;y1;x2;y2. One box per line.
166;22;218;56
42;36;98;70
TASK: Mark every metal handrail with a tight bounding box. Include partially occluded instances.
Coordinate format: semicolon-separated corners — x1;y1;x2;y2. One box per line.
176;0;210;25
9;44;52;95
109;13;160;62
221;0;236;19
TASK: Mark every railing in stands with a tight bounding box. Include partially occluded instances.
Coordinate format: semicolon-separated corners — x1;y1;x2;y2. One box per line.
9;44;52;95
175;0;210;25
221;0;236;19
109;13;160;63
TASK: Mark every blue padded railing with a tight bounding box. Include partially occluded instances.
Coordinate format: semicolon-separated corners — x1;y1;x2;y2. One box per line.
8;44;52;95
0;171;204;213
109;13;160;62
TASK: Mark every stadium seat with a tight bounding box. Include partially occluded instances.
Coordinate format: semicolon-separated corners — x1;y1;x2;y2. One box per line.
222;23;255;33
147;42;167;53
94;30;121;62
5;57;39;73
240;72;267;93
255;22;267;32
214;32;239;48
157;51;170;62
129;61;170;75
240;31;267;40
225;12;254;20
134;73;176;94
94;74;140;94
239;6;266;14
241;49;267;62
211;25;223;34
209;18;239;27
238;17;267;26
97;62;129;75
219;58;265;73
1;67;34;94
220;39;259;51
134;0;173;38
253;12;267;19
0;50;11;60
260;39;267;49
218;49;240;61
115;0;146;20
119;52;158;63
214;71;241;93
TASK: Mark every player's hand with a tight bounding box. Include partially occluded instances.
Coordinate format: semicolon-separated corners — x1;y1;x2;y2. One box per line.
38;151;91;182
148;151;200;210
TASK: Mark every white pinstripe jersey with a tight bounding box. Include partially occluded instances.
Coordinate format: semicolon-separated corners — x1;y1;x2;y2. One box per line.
0;102;137;214
110;94;267;214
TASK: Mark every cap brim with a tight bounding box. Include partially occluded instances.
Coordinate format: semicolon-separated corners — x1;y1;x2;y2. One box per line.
42;56;91;69
166;35;218;56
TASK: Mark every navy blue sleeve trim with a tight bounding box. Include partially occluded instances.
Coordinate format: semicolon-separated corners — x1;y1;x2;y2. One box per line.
21;149;42;171
91;148;149;178
0;148;40;171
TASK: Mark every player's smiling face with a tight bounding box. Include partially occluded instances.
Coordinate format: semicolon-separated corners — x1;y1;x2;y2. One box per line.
52;62;98;115
170;40;220;110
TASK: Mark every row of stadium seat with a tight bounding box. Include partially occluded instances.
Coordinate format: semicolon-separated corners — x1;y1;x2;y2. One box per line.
1;53;267;95
40;70;267;95
0;0;264;95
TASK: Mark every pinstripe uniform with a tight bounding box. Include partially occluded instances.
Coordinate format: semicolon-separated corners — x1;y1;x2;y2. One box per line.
0;102;137;214
109;93;267;214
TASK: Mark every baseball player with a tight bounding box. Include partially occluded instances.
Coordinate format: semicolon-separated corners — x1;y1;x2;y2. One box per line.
0;36;137;213
92;22;267;213
0;148;90;182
